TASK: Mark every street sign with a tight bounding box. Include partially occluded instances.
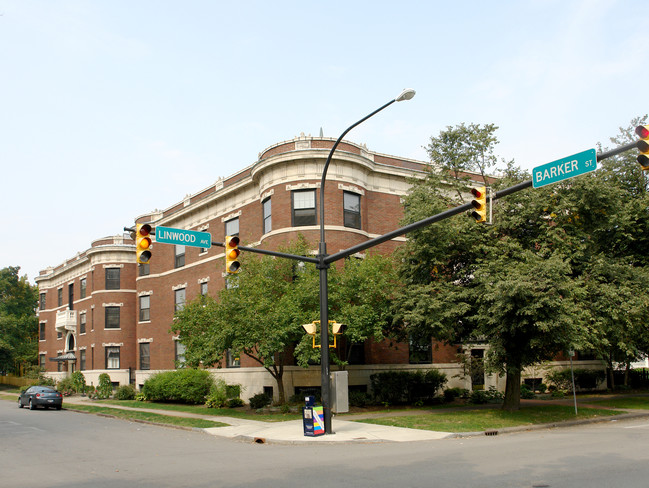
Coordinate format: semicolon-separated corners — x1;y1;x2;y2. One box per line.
155;225;212;249
532;149;597;188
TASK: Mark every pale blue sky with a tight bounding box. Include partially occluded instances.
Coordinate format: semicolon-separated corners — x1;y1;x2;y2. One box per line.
1;0;646;283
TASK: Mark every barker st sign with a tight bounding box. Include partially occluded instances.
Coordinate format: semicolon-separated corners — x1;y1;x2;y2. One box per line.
532;149;597;188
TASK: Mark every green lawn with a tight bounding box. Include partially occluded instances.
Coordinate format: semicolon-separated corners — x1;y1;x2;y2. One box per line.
356;405;623;432
587;396;649;410
65;404;228;429
97;399;303;422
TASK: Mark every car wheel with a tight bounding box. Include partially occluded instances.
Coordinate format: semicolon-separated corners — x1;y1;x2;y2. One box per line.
29;399;35;410
18;398;23;408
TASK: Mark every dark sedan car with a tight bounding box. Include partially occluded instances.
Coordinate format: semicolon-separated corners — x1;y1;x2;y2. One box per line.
18;386;63;410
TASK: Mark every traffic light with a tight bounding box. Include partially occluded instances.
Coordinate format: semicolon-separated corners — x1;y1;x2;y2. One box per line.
225;235;240;273
470;186;487;223
636;125;649;170
136;224;153;264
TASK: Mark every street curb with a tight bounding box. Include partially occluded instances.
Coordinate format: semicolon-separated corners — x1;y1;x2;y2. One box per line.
449;411;649;438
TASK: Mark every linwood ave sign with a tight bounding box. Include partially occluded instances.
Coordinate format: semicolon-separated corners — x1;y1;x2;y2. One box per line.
155;226;212;249
532;148;597;188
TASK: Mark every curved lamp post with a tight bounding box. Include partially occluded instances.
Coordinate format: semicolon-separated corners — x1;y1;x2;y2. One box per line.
318;88;415;434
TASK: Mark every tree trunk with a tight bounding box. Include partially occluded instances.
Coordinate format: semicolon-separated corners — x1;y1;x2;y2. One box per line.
502;367;521;412
266;363;286;405
606;353;615;390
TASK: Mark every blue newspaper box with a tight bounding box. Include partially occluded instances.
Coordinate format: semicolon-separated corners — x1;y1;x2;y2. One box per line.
302;396;324;436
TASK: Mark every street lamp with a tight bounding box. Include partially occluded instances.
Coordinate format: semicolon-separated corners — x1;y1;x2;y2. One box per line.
317;88;415;434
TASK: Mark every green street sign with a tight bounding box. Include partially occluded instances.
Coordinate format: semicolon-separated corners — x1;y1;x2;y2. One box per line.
155;226;212;249
532;149;597;188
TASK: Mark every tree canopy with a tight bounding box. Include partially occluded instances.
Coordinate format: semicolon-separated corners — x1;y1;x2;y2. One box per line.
0;266;38;374
172;235;399;403
395;119;649;410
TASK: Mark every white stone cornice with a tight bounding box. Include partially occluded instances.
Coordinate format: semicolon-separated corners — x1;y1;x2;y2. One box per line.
221;210;242;222
338;183;365;195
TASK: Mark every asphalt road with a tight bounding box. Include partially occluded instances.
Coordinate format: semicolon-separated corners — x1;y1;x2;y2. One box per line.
1;399;648;488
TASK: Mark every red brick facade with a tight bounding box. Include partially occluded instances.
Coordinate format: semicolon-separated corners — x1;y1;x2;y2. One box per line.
36;135;486;397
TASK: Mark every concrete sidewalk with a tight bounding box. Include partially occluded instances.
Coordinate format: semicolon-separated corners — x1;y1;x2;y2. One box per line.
61;395;453;443
60;394;649;445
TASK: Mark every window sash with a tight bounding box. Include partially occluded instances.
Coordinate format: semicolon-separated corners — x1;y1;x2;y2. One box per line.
263;198;272;234
343;191;361;229
225;218;239;237
175;245;185;268
175;341;186;368
105;268;120;290
175;289;186;312
292;190;316;226
140;343;150;370
80;313;86;334
105;307;120;329
139;295;150;321
106;347;120;369
80;279;86;299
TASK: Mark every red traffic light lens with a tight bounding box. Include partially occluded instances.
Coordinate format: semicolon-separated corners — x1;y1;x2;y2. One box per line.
636;125;649;139
470;188;483;198
227;236;240;248
139;224;152;237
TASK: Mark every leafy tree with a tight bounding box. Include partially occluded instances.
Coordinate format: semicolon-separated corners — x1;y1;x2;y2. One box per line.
425;122;499;198
173;236;398;404
398;118;649;408
396;125;595;411
0;266;38;374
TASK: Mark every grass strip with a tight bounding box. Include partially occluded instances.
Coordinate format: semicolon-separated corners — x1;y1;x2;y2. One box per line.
97;399;302;422
355;405;623;432
67;403;228;429
586;397;649;410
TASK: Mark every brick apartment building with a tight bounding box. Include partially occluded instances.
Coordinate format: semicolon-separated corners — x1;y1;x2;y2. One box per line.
36;134;594;400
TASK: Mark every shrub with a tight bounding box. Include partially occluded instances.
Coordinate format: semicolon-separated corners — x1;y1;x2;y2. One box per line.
249;392;272;410
70;371;86;394
520;384;535;399
96;373;113;399
227;398;244;408
115;384;136;400
57;377;75;396
37;374;56;387
546;368;606;392
469;386;503;404
142;369;214;404
205;379;243;408
205;380;228;408
349;390;371;408
370;369;447;405
443;387;467;403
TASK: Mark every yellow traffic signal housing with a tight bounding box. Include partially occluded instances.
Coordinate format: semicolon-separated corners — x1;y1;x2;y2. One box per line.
636;125;649;170
136;224;153;264
225;235;241;273
470;186;487;223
